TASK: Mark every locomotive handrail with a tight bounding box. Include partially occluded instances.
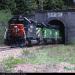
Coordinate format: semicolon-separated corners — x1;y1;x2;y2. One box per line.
4;27;8;39
24;17;31;23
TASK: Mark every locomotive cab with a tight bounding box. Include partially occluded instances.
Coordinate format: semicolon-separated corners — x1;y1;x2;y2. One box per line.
4;16;28;45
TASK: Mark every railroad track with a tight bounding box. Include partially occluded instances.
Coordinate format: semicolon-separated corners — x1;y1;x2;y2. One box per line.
0;46;13;51
0;44;63;52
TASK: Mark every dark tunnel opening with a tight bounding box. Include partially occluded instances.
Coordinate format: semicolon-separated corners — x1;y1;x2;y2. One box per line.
48;20;65;44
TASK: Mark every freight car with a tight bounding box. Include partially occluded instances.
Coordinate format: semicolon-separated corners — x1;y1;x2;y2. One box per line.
4;15;62;46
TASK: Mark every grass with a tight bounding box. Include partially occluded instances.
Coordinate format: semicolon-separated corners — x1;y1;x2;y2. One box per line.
3;57;25;71
2;45;75;72
21;45;75;64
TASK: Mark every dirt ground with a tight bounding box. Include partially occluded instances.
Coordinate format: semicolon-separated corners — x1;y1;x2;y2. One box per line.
12;62;75;73
0;45;75;73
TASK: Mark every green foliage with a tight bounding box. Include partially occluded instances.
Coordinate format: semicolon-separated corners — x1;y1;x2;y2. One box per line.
43;0;65;10
10;0;38;15
64;0;74;6
0;0;73;15
0;0;7;10
3;57;25;71
26;45;75;64
35;0;45;10
22;50;31;55
21;45;75;64
0;10;12;23
0;10;12;45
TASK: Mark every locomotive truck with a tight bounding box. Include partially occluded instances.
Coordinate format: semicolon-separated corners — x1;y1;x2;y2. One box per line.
4;15;62;46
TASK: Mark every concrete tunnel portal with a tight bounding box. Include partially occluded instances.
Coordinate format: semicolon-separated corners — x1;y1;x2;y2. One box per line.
48;19;65;44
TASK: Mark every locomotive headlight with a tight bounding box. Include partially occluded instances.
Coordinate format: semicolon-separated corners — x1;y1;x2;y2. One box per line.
14;26;19;32
14;26;17;28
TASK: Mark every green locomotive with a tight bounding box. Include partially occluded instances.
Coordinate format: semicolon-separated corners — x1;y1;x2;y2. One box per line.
36;23;61;44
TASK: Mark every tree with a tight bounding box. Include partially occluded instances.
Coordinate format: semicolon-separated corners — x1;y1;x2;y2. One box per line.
35;0;45;10
0;0;74;15
43;0;65;10
0;0;38;15
0;0;7;9
25;0;38;14
64;0;74;6
13;0;38;15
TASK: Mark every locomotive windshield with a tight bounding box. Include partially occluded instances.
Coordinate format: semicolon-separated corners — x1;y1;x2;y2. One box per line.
8;16;31;26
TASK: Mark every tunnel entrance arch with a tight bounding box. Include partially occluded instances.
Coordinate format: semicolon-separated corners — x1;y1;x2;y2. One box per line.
48;19;65;44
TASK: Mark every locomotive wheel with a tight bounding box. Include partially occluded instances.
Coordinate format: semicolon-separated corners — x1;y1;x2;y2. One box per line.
17;38;25;47
43;39;48;45
28;40;32;47
36;38;40;45
25;40;32;47
25;40;29;46
4;39;11;45
51;38;56;44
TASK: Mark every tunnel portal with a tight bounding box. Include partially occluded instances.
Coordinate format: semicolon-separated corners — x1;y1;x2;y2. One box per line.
48;20;65;44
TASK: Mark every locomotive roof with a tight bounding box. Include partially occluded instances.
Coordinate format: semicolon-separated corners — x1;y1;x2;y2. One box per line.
8;15;31;24
37;23;60;29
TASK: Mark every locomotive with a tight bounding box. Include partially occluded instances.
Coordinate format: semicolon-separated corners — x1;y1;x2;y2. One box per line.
4;15;62;46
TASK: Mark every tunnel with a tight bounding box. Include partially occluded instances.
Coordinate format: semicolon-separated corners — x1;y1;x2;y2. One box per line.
48;19;65;44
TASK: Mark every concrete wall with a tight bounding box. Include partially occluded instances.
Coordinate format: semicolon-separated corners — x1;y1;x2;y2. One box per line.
29;11;75;44
66;12;75;44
